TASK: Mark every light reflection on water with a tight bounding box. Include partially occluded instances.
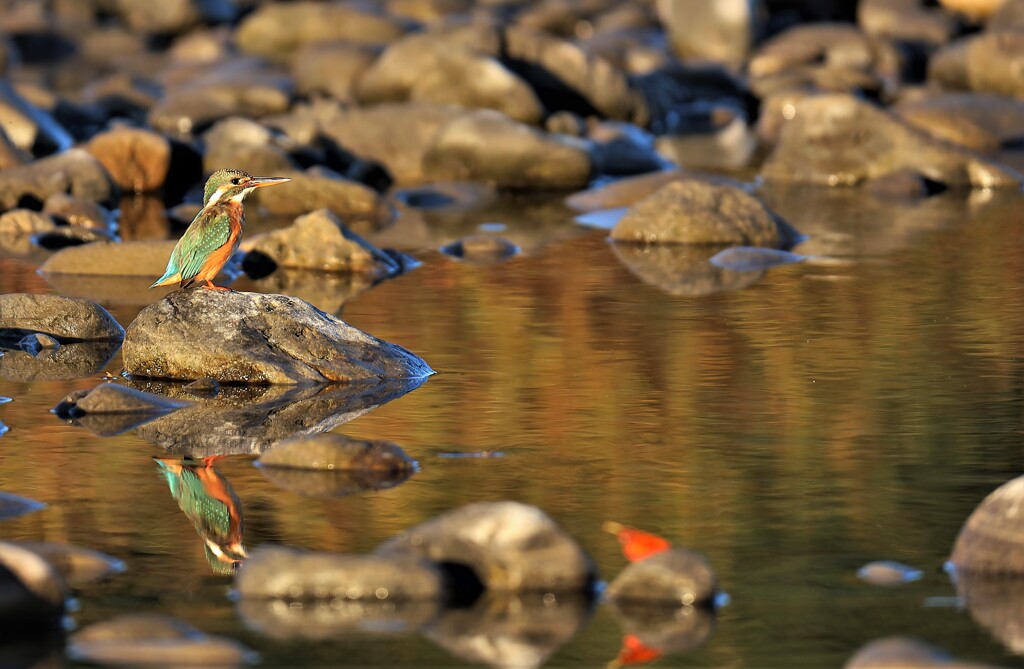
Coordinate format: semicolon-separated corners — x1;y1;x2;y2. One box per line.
0;186;1023;668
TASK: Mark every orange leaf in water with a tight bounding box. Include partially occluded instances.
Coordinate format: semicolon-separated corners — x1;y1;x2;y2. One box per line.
604;521;671;562
614;634;663;667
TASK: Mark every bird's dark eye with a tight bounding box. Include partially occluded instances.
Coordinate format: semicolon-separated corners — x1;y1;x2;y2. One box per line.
230;178;241;185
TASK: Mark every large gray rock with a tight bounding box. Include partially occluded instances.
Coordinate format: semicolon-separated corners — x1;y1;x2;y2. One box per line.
0;541;67;631
319;103;466;185
236;545;444;602
235;2;408;59
69;614;255;667
761;94;1023;188
950;475;1024;575
930;31;1024;99
423;110;594;190
0;149;116;209
657;0;759;66
0;293;124;341
245;209;400;277
610;180;788;247
85;126;171;193
377;501;596;593
358;37;543;124
122;290;433;385
606;548;718;606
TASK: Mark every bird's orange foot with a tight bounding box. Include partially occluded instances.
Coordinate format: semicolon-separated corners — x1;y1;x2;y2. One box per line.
200;281;231;291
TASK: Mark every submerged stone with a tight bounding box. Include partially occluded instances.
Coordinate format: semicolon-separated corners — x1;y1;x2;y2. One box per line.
237;596;438;640
0;293;124;342
611;242;765;297
256;464;415;499
608;598;716;657
606;548;718;606
377;501;597;593
18;332;60;356
0;340;122;382
439;235;520;263
843;636;1003;668
856;560;924;586
236;545;444;602
709;247;806;272
122;290;433;385
954;572;1024;656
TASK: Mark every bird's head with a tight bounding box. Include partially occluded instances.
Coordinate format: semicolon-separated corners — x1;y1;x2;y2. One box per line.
202;169;290;206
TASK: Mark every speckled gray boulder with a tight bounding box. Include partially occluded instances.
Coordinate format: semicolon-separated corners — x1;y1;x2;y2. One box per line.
122;290;433;385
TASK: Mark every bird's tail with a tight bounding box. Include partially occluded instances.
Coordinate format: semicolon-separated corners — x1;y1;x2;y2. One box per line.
150;268;181;288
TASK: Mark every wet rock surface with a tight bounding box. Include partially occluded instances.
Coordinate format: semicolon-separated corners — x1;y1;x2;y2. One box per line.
122;290;433;385
378;501;597;593
0;340;122;382
0;293;124;341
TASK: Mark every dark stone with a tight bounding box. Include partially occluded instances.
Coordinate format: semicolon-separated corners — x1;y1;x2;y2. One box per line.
439;235;520;263
377;501;597;593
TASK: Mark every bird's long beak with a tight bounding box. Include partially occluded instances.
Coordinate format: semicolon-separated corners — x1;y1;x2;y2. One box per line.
248;176;291;188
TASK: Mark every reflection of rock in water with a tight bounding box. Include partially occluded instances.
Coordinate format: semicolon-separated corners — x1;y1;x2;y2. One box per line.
128;378;426;457
955;572;1024;655
233;268;376;315
256;465;415;498
155;457;246;575
422;592;593;669
610;242;764;297
0;340;120;381
607;599;716;656
236;597;440;641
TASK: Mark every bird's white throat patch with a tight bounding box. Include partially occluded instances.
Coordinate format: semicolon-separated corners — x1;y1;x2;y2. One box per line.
206;185;255;206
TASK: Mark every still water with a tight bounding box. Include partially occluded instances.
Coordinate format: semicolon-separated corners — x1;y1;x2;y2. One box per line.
1;184;1023;668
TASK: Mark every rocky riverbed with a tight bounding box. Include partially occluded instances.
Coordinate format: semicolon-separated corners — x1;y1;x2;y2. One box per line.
1;0;1023;667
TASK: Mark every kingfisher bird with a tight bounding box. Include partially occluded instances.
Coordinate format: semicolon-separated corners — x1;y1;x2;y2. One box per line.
155;456;247;573
151;169;290;290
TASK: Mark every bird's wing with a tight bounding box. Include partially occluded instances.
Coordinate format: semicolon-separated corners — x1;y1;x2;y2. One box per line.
173;210;233;282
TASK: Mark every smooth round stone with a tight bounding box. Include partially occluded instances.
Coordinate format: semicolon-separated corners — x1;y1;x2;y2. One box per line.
605;548;718;606
857;561;923;586
258;433;416;472
951;475;1024;574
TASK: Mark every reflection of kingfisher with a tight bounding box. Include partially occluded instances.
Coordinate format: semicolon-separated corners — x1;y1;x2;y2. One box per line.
155;456;247;574
151;169;290;290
